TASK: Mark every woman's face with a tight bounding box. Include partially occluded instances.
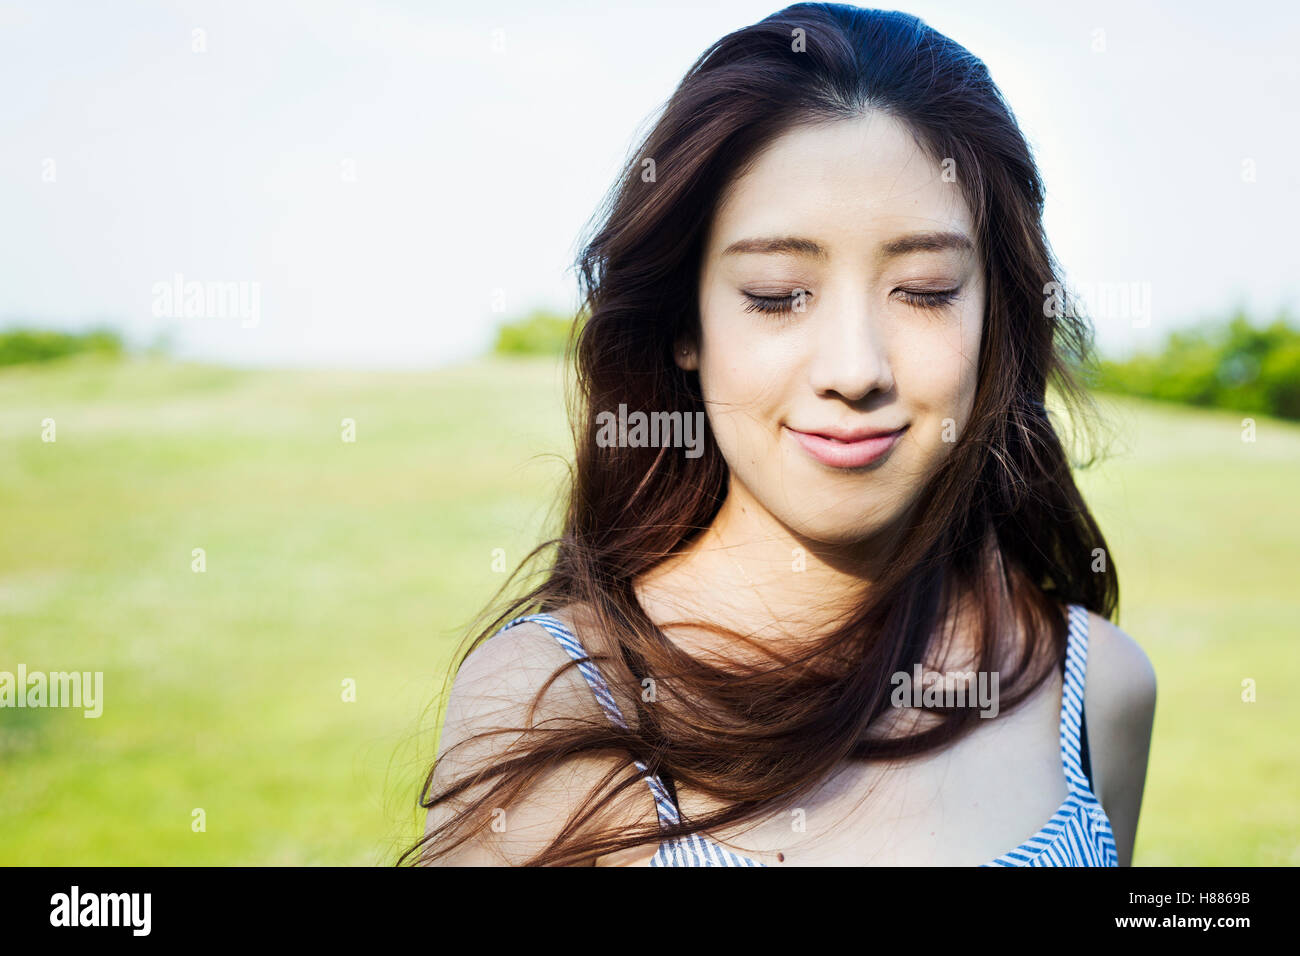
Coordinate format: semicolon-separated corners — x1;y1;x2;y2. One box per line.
684;111;985;546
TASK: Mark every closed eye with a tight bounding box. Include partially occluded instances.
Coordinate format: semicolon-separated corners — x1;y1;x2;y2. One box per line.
743;287;962;315
742;290;811;314
894;288;962;309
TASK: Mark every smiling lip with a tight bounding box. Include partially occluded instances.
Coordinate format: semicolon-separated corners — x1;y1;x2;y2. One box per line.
786;424;908;469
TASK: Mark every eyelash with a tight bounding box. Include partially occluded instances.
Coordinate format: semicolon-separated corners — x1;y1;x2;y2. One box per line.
741;288;961;314
894;288;962;310
743;291;811;314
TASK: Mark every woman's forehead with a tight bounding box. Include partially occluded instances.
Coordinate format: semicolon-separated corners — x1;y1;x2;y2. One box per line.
707;112;976;261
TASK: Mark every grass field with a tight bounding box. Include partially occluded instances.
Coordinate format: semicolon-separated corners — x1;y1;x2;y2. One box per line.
1;353;1296;865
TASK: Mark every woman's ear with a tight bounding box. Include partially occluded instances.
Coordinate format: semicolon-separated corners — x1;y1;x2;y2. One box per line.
673;338;698;371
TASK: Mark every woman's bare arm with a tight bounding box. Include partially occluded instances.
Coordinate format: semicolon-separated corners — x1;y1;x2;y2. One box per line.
1084;611;1158;867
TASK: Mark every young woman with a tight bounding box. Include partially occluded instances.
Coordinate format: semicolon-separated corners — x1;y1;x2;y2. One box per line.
404;3;1156;867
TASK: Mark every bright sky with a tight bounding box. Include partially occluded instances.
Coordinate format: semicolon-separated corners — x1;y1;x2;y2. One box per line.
1;0;1296;368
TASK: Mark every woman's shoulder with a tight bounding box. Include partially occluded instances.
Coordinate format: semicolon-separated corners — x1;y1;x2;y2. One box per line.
442;601;642;749
424;604;645;865
448;603;606;719
1078;608;1157;725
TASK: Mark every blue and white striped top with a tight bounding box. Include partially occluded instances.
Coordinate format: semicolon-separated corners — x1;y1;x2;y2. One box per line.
496;601;1118;867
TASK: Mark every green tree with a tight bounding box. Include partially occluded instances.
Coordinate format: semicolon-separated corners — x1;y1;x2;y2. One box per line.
0;326;124;367
1095;310;1300;420
492;308;583;356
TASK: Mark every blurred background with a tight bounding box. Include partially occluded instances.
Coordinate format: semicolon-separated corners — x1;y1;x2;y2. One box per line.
1;0;1296;865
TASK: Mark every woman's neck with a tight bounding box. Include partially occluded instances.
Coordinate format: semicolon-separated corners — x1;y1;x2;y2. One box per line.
634;476;902;651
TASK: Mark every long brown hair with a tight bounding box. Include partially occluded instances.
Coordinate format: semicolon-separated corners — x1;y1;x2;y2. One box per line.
400;2;1117;866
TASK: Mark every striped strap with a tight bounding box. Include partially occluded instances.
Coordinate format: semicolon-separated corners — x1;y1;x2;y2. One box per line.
497;613;683;827
1058;604;1093;796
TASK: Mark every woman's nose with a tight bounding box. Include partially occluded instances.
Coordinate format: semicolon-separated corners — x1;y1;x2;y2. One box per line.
806;291;895;402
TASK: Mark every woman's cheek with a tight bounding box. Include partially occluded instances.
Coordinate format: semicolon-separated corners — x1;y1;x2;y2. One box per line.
702;326;793;413
896;329;978;450
699;356;763;459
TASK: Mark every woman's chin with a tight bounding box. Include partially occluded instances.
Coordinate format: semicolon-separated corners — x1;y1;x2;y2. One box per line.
782;511;901;549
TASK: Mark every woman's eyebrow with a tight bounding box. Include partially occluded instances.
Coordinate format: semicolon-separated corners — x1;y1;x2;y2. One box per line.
878;230;974;259
721;235;828;259
720;230;973;260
